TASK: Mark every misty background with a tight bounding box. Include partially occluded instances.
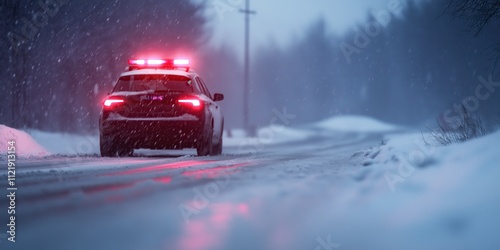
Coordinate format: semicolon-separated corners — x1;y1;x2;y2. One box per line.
1;0;499;133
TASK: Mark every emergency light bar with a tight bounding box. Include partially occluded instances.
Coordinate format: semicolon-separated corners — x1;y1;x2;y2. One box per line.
173;59;190;65
128;59;191;71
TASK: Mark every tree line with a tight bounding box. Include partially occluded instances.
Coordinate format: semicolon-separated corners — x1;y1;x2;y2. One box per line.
249;0;500;127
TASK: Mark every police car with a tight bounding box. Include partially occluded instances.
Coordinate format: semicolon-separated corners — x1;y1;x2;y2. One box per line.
99;59;224;157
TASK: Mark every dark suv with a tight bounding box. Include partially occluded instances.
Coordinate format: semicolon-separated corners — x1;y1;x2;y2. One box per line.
99;59;224;157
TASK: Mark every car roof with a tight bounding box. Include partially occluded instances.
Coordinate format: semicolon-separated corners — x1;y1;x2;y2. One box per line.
120;69;196;78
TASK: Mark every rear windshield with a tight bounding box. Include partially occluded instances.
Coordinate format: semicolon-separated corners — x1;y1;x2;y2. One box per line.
113;74;193;93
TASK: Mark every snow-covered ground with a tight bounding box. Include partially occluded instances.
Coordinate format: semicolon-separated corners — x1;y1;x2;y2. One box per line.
25;129;100;156
314;115;401;132
323;130;500;249
223;125;313;147
1;116;499;250
0;125;48;158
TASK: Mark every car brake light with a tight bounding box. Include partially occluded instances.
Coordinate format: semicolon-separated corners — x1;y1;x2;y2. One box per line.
104;98;124;107
178;98;202;110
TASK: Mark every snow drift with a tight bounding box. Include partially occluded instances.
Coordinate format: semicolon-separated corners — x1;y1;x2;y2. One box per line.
315;115;399;132
0;125;49;158
334;130;500;249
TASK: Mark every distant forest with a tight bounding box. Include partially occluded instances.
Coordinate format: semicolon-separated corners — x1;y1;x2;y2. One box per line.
1;0;499;133
250;0;500;128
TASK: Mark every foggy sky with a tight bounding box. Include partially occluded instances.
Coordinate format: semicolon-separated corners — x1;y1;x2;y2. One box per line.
204;0;402;55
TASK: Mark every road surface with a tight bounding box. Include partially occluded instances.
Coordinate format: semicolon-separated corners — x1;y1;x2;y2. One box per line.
2;128;385;250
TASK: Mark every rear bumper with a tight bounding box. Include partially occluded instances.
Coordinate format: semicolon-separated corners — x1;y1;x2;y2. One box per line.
100;114;206;149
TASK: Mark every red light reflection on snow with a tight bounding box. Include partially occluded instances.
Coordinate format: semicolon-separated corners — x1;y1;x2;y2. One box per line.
176;202;252;250
108;160;209;176
153;176;172;184
237;203;249;217
83;182;134;194
182;163;250;179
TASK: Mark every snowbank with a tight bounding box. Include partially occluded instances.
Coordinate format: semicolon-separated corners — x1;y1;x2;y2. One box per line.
337;130;500;249
223;125;312;147
223;115;399;147
315;115;399;132
0;125;49;158
26;129;100;155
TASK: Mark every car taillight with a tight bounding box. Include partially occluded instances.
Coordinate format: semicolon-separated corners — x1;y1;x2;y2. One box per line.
178;98;202;110
103;98;124;108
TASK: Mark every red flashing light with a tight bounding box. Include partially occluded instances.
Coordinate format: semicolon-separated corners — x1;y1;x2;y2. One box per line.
128;58;190;68
174;59;190;65
146;59;167;65
128;59;146;65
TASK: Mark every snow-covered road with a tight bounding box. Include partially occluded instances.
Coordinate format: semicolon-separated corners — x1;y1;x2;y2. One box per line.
3;127;383;250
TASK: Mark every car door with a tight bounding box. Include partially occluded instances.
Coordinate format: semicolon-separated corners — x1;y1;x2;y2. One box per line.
196;77;223;141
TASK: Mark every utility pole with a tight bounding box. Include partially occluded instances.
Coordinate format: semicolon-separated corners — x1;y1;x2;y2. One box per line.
239;0;256;134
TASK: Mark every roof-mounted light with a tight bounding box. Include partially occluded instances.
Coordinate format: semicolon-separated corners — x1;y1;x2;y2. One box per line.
146;59;167;65
128;59;168;66
127;58;190;71
174;59;190;66
128;59;145;65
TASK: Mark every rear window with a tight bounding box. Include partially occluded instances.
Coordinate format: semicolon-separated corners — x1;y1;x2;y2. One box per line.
113;74;193;93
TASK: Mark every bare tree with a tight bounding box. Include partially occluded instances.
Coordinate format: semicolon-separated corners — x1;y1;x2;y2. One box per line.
446;0;500;70
446;0;500;36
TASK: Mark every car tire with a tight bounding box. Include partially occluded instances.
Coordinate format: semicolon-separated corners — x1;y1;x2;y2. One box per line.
197;128;213;156
117;147;133;157
210;136;222;156
100;134;118;157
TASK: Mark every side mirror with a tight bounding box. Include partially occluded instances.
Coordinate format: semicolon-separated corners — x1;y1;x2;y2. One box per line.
213;93;224;102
